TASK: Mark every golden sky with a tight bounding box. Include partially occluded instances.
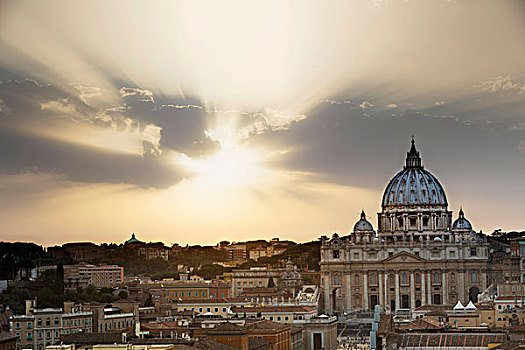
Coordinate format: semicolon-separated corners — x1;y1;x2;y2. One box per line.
0;0;524;246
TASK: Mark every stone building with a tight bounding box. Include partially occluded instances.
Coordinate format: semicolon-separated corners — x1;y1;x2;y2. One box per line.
320;139;489;315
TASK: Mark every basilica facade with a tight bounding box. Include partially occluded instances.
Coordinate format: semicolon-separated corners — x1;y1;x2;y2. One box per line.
320;139;489;314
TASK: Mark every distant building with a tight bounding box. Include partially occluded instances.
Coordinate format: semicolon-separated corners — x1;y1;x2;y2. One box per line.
225;244;247;262
0;333;17;350
249;247;267;261
64;263;124;288
124;234;169;261
9;299;92;350
47;243;102;262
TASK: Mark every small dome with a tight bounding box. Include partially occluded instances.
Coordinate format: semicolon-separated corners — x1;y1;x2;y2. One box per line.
452;208;472;230
125;233;143;244
434;237;442;242
353;210;374;232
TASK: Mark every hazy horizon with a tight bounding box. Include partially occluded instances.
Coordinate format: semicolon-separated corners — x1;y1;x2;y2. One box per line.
1;0;524;246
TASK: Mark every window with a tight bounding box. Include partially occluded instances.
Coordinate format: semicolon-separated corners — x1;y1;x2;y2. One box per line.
333;273;340;285
15;322;20;329
423;217;429;227
470;248;477;256
433;273;440;284
27;333;32;340
471;272;477;283
284;316;289;321
27;322;32;329
401;273;408;285
188;291;192;297
214;308;219;312
415;273;421;284
332;250;340;259
410;218;417;227
370;273;377;285
277;316;281;321
202;291;206;297
46;318;51;327
353;252;359;259
269;316;274;321
355;274;360;285
450;273;456;283
450;251;456;258
54;318;59;326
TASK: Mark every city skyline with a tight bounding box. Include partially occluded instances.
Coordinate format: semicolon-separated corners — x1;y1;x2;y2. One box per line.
1;1;525;246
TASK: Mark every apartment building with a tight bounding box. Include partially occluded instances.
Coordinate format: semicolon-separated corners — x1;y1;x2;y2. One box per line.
64;263;124;288
9;300;92;350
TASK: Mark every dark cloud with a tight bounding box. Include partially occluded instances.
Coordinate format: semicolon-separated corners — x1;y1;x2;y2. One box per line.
0;126;180;188
246;100;525;205
0;80;206;188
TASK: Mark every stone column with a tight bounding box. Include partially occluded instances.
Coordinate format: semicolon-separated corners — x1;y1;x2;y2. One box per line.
459;269;466;303
384;273;390;313
410;272;416;310
363;273;369;310
395;272;400;312
442;271;448;305
421;271;426;306
345;272;352;312
427;272;432;305
481;269;488;291
379;272;384;310
323;273;331;314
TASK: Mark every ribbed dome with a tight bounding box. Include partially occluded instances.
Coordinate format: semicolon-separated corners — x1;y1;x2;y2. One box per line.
382;139;447;208
354;210;374;232
452;208;472;230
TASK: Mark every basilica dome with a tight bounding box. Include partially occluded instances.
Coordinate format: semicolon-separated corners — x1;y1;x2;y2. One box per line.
353;210;374;232
381;139;447;208
452;208;472;230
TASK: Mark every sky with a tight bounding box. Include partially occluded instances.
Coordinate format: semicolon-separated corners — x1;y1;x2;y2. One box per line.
0;0;524;247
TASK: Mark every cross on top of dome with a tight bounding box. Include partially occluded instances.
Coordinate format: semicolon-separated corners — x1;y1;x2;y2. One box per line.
405;137;423;169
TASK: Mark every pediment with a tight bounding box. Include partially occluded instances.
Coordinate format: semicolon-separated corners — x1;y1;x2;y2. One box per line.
382;251;427;263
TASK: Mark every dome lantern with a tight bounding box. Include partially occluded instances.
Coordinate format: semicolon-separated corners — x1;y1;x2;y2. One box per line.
405;137;423;169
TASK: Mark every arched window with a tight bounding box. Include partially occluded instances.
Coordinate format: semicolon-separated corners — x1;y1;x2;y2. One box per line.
333;273;340;285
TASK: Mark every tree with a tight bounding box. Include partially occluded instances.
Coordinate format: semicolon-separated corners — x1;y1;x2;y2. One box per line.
56;263;64;296
118;291;129;299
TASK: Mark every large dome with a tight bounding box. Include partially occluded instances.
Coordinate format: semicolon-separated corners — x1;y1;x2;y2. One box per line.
382;139;447;208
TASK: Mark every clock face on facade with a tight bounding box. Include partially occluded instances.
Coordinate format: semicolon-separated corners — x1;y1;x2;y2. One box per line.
469;236;478;245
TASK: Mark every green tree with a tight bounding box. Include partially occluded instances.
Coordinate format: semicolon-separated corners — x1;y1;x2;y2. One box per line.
56;263;64;296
